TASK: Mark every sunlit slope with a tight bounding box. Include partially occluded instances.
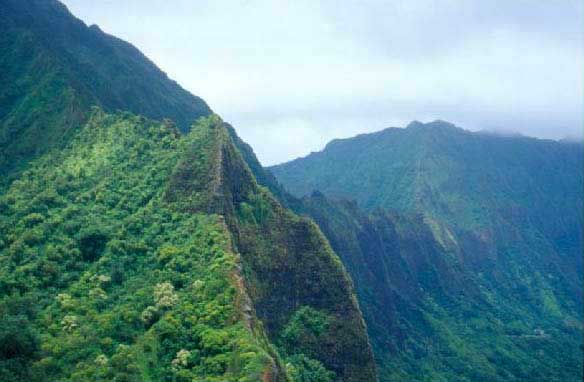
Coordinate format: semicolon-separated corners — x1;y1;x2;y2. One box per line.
0;111;377;382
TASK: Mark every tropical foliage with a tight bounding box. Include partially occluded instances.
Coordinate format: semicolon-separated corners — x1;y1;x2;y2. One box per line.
0;112;273;381
0;110;377;382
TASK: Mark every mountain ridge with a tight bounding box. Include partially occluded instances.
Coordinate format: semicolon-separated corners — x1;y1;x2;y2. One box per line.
2;1;582;381
0;1;377;381
299;120;578;169
0;0;212;184
270;119;584;381
0;107;378;382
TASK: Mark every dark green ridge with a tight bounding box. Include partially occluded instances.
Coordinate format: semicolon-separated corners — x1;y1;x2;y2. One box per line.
296;194;583;381
0;1;378;381
0;0;211;184
269;120;584;381
168;116;377;381
270;121;583;285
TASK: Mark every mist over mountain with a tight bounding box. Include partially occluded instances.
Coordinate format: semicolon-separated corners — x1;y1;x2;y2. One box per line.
59;0;584;165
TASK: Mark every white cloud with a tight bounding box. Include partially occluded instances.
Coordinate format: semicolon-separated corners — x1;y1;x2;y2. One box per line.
62;0;584;164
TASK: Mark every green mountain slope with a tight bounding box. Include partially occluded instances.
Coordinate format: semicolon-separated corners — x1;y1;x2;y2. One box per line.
163;115;377;382
270;121;584;381
0;0;211;183
270;120;583;287
0;111;376;382
0;111;272;382
271;121;582;233
0;1;377;381
297;194;582;381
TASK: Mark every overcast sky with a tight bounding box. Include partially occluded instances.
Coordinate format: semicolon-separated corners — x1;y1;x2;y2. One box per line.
62;0;583;165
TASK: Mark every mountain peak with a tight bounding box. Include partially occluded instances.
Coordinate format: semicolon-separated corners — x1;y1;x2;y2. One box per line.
270;114;584;381
406;119;459;131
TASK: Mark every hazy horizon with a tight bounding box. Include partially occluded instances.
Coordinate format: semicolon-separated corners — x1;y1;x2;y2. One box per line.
61;0;584;165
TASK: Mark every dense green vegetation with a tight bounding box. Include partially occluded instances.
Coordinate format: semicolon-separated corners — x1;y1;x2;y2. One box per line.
0;0;211;185
296;195;582;381
0;110;377;381
271;121;584;381
0;112;272;381
5;1;581;381
0;2;378;380
271;121;582;236
164;115;377;381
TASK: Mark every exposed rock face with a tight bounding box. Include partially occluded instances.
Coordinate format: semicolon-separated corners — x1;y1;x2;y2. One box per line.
166;116;378;381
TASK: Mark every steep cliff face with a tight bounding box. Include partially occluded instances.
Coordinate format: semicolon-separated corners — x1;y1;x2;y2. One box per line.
270;121;584;381
165;116;378;382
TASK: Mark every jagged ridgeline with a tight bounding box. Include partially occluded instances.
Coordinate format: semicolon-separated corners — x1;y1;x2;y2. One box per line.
0;111;376;382
0;0;377;381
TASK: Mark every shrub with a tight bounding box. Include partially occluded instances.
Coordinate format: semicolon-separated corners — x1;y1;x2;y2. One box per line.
0;315;39;360
78;230;108;262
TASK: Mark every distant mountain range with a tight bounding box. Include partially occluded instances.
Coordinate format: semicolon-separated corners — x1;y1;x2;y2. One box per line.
270;120;583;381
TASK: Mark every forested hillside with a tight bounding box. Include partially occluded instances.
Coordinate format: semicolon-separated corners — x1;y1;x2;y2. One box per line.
2;0;581;381
271;121;584;381
0;1;377;381
0;110;377;382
